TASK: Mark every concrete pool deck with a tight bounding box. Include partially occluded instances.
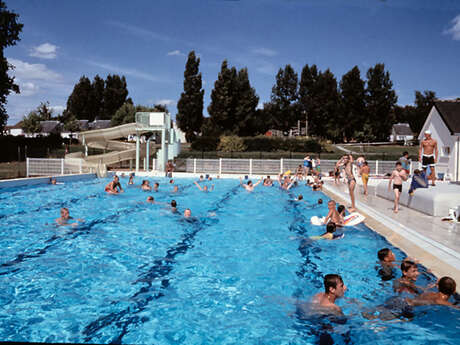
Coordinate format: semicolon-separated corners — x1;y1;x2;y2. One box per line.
322;180;460;289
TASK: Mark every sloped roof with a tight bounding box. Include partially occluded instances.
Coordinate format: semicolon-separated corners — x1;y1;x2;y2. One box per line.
40;121;62;133
89;120;111;130
9;121;24;129
78;120;89;131
434;100;460;134
392;123;413;136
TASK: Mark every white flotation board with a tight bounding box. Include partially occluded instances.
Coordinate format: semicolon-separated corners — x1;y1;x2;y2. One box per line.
343;212;365;226
311;216;325;225
310;212;365;226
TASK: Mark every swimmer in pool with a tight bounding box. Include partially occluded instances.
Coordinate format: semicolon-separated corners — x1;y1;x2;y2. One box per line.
240;177;263;192
377;248;397;280
55;207;83;226
310;222;344;240
323;200;344;226
263;176;274;187
50;178;57;185
171;200;178;213
146;196;155;203
393;260;428;295
172;185;179;193
407;277;459;309
296;194;304;201
184;208;192;218
128;174;134;185
311;274;347;315
169;179;174;184
337;204;346;219
153;182;159;192
105;175;123;194
141;180;152;191
194;181;214;192
318;198;323;205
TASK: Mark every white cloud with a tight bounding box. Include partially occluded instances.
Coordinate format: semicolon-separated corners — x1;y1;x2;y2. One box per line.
156;99;176;107
251;47;278;57
16;80;40;97
167;50;185;56
50;105;65;115
86;60;163;82
255;61;277;76
30;43;58;59
8;58;62;81
444;14;460;40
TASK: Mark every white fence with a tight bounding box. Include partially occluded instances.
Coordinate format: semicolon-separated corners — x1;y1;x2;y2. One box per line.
185;158;427;176
26;158;92;177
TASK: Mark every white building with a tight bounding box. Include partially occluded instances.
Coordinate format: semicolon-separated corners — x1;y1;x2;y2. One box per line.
389;123;414;145
419;100;460;182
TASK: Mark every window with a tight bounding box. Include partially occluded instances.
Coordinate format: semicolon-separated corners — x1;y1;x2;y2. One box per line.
442;146;450;157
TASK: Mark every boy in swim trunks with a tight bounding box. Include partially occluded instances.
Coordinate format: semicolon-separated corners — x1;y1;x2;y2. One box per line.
360;161;370;196
324;200;344;226
388;162;407;213
393;260;421;295
419;130;438;186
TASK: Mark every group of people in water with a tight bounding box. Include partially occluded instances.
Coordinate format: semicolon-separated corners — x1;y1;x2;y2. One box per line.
55;147;456;323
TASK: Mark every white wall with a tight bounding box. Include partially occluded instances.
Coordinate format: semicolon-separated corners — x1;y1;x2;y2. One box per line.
419;107;457;180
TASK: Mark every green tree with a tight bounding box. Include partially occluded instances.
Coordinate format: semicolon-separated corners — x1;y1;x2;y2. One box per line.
298;64;320;137
176;51;204;142
270;64;299;132
208;60;238;135
36;101;53;120
339;66;366;142
89;74;105;121
365;63;398;141
234;68;259;136
317;69;340;141
0;1;23;133
111;103;166;126
412;90;436;135
64;76;93;121
102;74;128;120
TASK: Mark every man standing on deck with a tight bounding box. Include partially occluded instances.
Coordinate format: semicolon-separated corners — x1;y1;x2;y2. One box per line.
419;130;438;186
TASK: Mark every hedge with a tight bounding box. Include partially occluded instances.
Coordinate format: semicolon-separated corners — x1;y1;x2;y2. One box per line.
0;134;65;162
191;135;322;152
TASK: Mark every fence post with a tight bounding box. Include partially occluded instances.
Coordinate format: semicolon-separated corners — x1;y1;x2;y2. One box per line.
61;158;64;175
193;158;197;174
280;158;284;174
376;160;379;176
79;159;82;174
219;158;222;175
249;159;253;176
26;157;30;177
409;161;413;176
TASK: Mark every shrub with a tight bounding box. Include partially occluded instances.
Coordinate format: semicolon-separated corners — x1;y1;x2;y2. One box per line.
190;136;219;151
217;136;247;152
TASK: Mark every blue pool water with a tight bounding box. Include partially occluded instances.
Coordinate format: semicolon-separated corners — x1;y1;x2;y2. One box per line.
0;176;459;344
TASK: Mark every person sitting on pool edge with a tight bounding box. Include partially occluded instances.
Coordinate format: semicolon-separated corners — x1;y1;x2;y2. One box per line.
311;274;347;315
407;277;459;309
310;222;344;240
323;200;344;226
105;175;123;194
240;177;263;192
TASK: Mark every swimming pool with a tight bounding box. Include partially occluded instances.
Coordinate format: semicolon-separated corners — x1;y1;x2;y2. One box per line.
0;176;459;344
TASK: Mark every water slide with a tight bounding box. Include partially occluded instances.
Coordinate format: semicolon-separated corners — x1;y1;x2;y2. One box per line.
65;123;157;176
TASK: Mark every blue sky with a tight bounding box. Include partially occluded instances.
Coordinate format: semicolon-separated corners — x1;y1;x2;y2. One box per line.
5;0;460;125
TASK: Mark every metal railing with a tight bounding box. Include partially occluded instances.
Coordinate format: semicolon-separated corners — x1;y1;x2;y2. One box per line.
183;158;442;176
26;158;92;177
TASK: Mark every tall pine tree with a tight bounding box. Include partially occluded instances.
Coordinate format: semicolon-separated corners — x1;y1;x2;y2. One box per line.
412;90;436;135
89;75;105;121
270;64;299;132
339;66;366;142
365;63;397;141
176;51;204;142
0;1;23;133
234;68;259;136
102;74;128;120
64;76;93;121
298;64;320;137
208;60;238;135
316;69;340;140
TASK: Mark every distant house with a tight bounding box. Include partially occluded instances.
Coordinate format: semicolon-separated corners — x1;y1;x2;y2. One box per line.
61;120;90;139
40;121;62;136
5;121;24;136
89;120;111;130
419;100;460;182
390;123;414;145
